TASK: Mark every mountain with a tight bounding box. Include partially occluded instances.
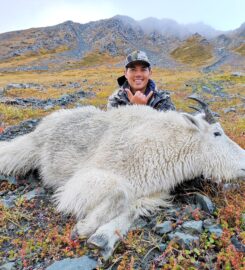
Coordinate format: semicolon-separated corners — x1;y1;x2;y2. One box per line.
234;22;245;37
230;23;245;56
139;18;222;39
0;15;244;70
171;33;213;66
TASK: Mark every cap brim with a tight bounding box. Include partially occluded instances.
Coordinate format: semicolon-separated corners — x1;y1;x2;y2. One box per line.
125;60;150;68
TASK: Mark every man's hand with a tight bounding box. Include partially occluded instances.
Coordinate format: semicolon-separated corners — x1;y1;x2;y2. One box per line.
125;88;153;105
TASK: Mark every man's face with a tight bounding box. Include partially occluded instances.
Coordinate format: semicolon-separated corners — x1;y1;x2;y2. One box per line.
125;62;152;94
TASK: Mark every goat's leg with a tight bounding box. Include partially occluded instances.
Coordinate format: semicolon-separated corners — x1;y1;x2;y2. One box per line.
87;209;137;260
71;190;129;239
53;167;132;238
87;191;172;260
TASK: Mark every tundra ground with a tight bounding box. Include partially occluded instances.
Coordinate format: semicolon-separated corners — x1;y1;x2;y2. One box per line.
0;66;244;269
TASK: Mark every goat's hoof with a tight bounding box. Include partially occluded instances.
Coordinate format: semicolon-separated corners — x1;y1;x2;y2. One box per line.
101;247;113;261
70;228;79;240
87;233;108;249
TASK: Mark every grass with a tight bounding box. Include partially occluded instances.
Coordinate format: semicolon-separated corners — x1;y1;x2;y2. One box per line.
0;45;70;69
1;182;244;269
234;43;245;56
213;72;245;84
1;67;244;134
170;36;214;66
109;182;245;270
76;51;123;67
0;191;86;268
0;104;52;126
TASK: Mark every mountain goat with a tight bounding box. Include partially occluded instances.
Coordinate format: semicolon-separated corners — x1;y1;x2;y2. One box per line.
0;97;244;258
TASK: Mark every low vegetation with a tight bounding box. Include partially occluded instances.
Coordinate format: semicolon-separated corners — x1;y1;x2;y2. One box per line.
171;35;214;66
234;44;245;56
0;63;244;269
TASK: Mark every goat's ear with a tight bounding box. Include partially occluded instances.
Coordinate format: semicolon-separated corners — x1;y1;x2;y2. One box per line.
182;113;201;131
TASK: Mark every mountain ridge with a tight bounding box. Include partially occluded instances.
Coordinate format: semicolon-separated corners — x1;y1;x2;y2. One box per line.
0;15;244;71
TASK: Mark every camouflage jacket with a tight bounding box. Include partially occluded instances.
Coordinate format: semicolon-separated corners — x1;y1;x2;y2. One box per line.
107;76;176;111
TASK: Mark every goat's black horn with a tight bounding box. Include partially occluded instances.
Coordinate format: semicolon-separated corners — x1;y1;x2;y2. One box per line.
188;94;216;124
188;106;202;112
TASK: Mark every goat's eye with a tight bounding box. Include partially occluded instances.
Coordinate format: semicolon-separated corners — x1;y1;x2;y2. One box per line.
214;131;221;137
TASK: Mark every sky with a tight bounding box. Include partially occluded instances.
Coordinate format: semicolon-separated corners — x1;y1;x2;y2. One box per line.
0;0;244;34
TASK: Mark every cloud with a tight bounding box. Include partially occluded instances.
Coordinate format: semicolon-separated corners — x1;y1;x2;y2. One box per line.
0;0;244;33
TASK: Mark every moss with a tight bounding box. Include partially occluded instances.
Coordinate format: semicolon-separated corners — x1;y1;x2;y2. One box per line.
171;42;213;66
234;44;245;56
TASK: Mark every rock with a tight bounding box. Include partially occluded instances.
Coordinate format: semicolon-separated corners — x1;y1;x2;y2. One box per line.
23;187;45;201
68;82;81;88
155;221;173;234
203;218;216;228
231;72;243;77
180;204;201;217
168;232;199;249
195;194;215;214
58;94;73;105
0;119;40;141
0;87;4;97
51;82;66;88
166;207;181;218
1;195;16;208
0;262;15;270
231;236;245;252
15;66;49;71
212;83;223;92
205;223;223;238
12;52;21;57
5;83;44;90
0;174;18;185
44;105;54;110
76;90;88;97
202;86;212;94
224;107;236;114
103;42;118;56
242;213;245;226
5;83;24;89
46;256;97;270
0;90;92;110
223;183;240;191
182;220;203;234
131;217;148;230
7;223;17;231
158;244;167;252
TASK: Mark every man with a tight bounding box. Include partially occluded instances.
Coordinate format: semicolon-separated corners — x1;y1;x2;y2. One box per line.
107;50;175;111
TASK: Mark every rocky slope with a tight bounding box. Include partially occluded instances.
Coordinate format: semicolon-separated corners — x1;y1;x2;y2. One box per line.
0;15;244;70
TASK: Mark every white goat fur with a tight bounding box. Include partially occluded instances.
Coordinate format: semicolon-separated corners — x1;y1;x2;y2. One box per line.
0;105;244;257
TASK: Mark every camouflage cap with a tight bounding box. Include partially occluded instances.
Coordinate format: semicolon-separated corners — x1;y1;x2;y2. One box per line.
125;50;151;68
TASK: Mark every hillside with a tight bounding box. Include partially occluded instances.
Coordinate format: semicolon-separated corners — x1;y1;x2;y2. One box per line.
170;33;214;66
0;66;244;269
0;15;244;71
